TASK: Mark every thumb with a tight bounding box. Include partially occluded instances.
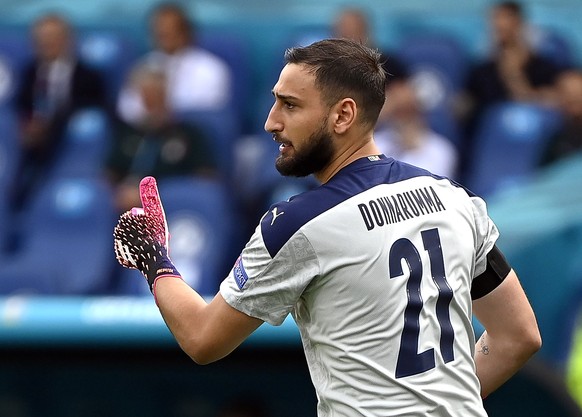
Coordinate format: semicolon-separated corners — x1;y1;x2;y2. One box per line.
139;176;169;249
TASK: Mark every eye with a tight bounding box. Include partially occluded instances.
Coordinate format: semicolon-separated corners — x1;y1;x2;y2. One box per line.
284;101;295;110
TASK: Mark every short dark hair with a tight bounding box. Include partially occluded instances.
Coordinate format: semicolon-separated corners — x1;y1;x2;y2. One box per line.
495;1;524;19
284;38;386;129
33;13;72;36
150;2;194;37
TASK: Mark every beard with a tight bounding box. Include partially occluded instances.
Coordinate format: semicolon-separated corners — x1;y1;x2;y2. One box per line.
275;121;335;177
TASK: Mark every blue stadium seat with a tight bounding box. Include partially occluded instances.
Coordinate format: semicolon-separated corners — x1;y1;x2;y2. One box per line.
396;33;469;143
198;33;251;128
0;107;20;250
529;26;576;70
50;108;112;179
0;177;117;295
116;177;236;297
174;108;241;181
77;28;140;102
464;102;563;197
0;30;32;107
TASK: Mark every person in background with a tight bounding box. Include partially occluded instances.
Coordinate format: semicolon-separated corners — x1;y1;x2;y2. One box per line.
106;64;217;212
331;7;409;87
375;80;458;178
464;1;561;111
458;1;564;178
116;2;232;125
539;69;582;166
114;39;541;417
11;13;107;210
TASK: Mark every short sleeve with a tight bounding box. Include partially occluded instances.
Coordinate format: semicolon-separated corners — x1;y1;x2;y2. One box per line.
471;196;500;278
220;225;319;326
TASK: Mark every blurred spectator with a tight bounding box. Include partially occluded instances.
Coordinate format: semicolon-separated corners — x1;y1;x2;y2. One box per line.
117;2;232;125
464;1;562;108
457;1;564;178
375;81;458;178
539;69;582;166
106;64;217;212
11;13;107;210
331;7;409;86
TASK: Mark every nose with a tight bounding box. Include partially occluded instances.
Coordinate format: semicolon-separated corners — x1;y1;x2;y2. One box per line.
264;103;282;133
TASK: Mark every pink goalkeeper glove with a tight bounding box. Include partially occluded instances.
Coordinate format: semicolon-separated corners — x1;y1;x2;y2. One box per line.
113;176;181;292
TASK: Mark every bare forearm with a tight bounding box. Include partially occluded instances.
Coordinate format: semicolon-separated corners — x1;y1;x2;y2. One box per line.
153;277;263;365
154;277;210;359
112;177;262;365
474;330;538;398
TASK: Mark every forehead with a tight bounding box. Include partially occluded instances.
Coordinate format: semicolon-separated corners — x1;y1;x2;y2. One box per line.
273;63;319;100
154;11;182;29
35;19;67;34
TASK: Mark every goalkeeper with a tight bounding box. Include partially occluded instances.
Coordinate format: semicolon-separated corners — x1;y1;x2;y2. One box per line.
114;39;541;416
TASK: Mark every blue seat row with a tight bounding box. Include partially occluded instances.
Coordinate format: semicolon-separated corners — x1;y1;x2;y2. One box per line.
0;175;237;297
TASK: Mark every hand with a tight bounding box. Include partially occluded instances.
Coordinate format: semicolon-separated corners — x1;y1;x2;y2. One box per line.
113;176;180;291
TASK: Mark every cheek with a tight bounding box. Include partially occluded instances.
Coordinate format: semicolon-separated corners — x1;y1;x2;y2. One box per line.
287;121;315;148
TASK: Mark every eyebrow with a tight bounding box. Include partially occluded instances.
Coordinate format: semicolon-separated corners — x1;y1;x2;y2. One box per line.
271;90;300;102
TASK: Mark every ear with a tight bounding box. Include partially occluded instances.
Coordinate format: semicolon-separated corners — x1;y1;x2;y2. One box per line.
331;98;357;135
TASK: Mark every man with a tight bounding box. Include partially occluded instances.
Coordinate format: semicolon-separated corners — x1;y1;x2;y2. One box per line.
459;1;563;173
116;2;231;124
465;1;561;108
114;39;541;416
12;13;107;210
375;80;458;178
106;64;217;212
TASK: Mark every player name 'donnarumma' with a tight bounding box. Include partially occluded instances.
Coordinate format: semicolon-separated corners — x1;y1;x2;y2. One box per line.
358;186;446;231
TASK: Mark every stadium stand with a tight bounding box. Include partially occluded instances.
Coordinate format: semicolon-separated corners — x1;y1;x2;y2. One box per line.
197;32;252;130
463;101;563;197
0;177;116;295
174;107;241;181
77;27;141;102
0;29;32;107
0;2;581;414
49;107;112;179
115;176;236;297
0;107;19;250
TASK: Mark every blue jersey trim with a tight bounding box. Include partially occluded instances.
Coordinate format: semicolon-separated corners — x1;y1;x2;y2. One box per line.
260;155;465;258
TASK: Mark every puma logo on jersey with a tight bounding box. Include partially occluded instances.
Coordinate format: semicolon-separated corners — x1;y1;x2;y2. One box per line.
270;207;285;225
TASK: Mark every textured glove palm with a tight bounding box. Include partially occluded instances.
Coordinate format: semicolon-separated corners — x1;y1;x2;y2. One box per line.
114;211;180;291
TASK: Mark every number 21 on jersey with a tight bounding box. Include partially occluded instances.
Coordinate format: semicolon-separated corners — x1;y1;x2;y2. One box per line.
389;228;455;378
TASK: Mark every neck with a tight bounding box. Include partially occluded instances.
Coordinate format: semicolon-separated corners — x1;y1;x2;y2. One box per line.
315;133;381;183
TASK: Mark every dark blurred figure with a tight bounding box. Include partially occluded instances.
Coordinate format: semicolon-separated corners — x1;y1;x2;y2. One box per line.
539;69;582;166
465;1;561;109
11;13;107;210
459;1;564;176
117;2;231;124
331;7;409;86
106;64;217;212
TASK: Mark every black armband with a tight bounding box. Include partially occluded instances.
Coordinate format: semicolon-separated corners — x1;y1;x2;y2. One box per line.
471;245;511;300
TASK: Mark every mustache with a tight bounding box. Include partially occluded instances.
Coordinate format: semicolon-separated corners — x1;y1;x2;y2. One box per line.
272;134;291;145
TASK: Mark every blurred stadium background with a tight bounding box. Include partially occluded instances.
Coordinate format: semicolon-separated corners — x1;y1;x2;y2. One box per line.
0;0;581;416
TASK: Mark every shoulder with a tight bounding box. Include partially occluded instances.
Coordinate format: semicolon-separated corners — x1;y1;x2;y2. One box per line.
260;156;463;257
184;46;228;68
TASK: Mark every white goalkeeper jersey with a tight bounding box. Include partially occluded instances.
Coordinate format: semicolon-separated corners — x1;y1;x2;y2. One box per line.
221;155;496;417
